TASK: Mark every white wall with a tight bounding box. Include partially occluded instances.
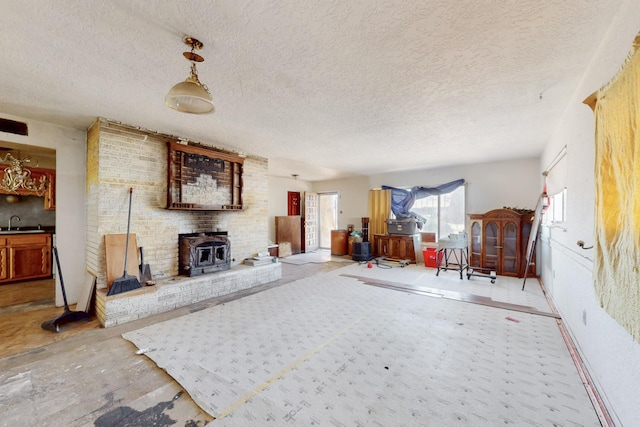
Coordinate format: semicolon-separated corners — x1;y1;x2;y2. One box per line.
368;158;540;215
267;158;539;254
539;1;640;424
303;158;540;233
0;113;86;306
312;176;370;232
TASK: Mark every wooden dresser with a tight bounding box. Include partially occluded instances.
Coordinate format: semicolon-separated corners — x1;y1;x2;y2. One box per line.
372;233;422;264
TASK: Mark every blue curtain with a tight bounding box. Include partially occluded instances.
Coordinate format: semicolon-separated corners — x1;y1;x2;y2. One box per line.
381;179;465;221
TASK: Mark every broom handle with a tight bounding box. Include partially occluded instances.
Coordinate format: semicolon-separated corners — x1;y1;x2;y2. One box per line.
52;246;70;311
123;187;133;275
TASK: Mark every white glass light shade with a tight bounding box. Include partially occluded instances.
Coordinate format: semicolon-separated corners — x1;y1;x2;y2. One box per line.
165;77;214;114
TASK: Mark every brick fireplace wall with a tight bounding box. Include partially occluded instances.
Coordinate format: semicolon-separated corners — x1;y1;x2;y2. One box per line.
86;118;269;288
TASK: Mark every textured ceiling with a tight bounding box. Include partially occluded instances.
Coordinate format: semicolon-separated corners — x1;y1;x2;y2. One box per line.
0;0;622;180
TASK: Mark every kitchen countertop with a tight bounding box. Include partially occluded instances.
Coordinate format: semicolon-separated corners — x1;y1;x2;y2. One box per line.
0;226;55;235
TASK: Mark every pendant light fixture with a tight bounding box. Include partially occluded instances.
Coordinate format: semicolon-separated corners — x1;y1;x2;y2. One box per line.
165;37;214;114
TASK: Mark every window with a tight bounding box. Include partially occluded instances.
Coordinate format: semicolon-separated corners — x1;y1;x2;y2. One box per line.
411;185;466;239
545;188;566;224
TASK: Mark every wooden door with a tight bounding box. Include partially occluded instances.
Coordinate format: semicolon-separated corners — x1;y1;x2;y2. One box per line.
388;237;404;259
374;234;390;257
288;192;301;216
10;244;50;281
388;235;419;263
304;192;319;252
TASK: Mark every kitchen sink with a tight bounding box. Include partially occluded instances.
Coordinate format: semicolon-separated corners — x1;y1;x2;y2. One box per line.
0;229;46;234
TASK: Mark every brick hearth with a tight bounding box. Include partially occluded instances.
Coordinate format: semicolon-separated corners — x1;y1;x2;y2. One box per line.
95;263;281;327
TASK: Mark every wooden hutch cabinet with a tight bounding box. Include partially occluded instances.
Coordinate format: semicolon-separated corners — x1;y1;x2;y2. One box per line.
373;233;422;264
468;209;535;278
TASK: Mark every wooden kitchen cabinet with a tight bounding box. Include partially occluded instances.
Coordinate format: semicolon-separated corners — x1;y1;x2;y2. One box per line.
44;171;56;210
0;233;52;284
373;233;422;264
0;238;7;281
468;209;534;278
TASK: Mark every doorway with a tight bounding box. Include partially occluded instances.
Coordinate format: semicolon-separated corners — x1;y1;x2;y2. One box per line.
318;192;339;249
287;191;301;216
0;142;56;313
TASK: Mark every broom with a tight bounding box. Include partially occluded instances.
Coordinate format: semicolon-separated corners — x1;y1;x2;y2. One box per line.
107;188;141;296
41;246;92;332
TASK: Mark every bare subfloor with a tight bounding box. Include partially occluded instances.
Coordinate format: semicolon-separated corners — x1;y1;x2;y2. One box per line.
0;258;346;427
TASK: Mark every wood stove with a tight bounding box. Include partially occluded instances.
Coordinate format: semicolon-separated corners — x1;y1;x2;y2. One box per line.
179;232;230;277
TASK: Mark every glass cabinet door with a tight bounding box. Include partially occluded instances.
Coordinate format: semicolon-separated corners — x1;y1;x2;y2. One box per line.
502;221;518;274
470;221;481;267
484;221;498;270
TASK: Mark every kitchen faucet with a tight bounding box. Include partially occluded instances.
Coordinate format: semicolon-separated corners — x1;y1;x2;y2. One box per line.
8;215;20;231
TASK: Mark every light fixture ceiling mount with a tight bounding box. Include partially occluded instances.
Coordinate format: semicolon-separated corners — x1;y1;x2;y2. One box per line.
165;36;214;114
182;37;204;61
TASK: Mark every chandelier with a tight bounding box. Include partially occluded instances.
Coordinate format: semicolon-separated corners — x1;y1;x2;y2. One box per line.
165;37;215;114
0;153;48;196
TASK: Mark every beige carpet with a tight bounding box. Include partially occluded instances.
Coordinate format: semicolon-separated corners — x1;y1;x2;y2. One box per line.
123;264;600;426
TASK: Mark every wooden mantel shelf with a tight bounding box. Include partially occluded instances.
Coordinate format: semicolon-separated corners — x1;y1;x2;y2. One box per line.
166;141;244;211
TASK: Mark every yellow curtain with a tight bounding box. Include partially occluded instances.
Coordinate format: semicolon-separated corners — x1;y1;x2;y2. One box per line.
586;33;640;342
368;189;391;238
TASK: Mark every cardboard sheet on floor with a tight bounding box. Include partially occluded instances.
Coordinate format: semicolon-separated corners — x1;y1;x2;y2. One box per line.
76;272;96;312
278;241;292;257
105;234;140;291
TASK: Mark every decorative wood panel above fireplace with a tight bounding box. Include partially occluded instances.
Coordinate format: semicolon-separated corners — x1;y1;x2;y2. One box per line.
167;141;244;211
